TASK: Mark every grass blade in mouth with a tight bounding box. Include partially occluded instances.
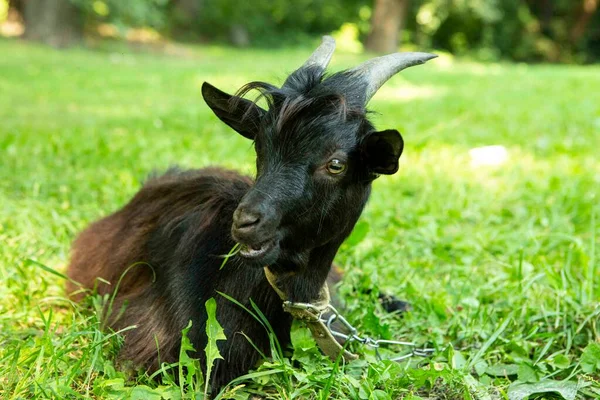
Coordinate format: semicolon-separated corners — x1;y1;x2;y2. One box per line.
219;243;241;270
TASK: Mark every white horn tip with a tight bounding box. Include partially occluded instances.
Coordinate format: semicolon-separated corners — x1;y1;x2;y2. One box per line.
394;52;438;64
321;35;336;45
416;52;438;62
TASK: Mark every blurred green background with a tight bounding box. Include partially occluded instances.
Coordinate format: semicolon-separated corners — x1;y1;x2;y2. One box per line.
1;0;600;398
2;0;599;62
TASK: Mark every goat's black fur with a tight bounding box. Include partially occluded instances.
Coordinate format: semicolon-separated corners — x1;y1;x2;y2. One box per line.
67;54;410;393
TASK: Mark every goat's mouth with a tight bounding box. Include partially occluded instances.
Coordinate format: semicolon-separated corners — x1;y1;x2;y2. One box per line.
238;239;276;261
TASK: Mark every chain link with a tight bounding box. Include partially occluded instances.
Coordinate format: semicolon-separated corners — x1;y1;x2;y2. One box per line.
284;301;435;362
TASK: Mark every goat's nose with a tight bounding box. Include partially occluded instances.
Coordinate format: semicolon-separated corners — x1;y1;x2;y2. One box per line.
233;209;261;231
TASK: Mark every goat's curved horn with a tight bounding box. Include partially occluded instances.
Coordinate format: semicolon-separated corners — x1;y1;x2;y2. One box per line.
349;52;437;104
300;35;336;70
283;36;336;88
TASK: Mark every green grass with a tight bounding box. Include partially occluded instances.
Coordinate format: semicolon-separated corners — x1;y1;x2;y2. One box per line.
1;37;599;399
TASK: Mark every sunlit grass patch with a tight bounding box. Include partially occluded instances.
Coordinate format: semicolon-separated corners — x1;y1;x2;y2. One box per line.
0;38;599;398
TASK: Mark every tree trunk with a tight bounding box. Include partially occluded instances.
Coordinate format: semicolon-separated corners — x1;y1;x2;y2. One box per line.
365;0;409;53
539;0;553;36
8;0;24;14
22;0;83;47
571;0;598;44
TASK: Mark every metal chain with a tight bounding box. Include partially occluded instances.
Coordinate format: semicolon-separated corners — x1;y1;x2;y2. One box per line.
284;301;436;362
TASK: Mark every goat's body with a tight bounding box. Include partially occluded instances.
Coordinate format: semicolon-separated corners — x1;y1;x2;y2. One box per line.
67;167;290;389
67;37;434;391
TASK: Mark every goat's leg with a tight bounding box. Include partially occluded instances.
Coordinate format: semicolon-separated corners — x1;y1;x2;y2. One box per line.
377;293;411;313
326;264;411;314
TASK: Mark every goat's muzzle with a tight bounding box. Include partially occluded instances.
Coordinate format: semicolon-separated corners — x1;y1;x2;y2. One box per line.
232;198;281;263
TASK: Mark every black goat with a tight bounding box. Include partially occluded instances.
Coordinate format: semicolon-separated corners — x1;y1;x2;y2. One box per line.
66;37;435;391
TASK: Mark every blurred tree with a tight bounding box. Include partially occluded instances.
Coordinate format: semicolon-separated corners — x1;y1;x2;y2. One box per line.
406;0;599;62
365;0;409;53
196;0;368;46
571;0;598;44
71;0;169;31
169;0;202;39
9;0;598;62
22;0;83;47
8;0;23;15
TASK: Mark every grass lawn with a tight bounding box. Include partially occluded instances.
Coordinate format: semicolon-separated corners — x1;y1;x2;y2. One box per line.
0;38;599;399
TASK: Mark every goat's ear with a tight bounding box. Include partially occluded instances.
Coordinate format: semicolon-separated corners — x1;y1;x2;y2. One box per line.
201;82;266;140
361;129;404;174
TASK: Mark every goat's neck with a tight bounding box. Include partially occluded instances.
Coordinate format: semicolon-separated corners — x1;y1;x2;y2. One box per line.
270;185;372;302
270;235;345;303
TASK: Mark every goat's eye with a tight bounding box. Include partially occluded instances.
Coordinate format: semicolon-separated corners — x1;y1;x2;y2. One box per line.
326;159;346;175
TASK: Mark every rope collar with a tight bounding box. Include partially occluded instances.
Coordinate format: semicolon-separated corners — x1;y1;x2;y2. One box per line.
263;266;358;362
